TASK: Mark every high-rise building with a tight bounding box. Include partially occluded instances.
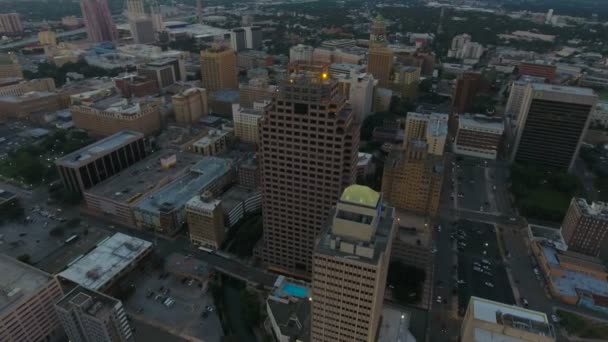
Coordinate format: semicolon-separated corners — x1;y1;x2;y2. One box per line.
259;73;360;277
80;0;118;43
452;72;481;114
131;17;156;44
382;140;444;216
172;87;208;124
448;34;471;57
562;198;608;257
461;296;555;342
348;72;375;120
403;112;448;156
186;193;225;249
290;44;314;64
138;58;178;89
0;52;23;79
504;76;546;119
230;28;247;52
368;16;393;88
0;13;23;35
38;30;58;46
512;83;597;170
311;185;396;342
0;254;64;342
200;46;238;92
55;286;133;342
232;103;262;144
392;65;420;101
244;26;263;50
454;114;504;160
126;0;145;18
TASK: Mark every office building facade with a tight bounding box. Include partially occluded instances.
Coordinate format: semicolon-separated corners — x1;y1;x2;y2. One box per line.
454;114;504;160
562;198;608;257
0;53;23;79
230;28;247;52
131;17;155;44
368;17;393;88
504;76;546;119
0;13;22;35
311;185;396;342
404;112;448;156
259;74;360;277
392;66;420;101
172;87;208;124
80;0;118;43
232;104;262;144
186;194;225;249
512;84;597;170
244;26;263;50
290;44;314;64
55;286;133;342
201;46;238;92
452;72;481;114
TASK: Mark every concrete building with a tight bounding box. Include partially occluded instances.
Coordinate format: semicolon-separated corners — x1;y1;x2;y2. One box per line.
133;157;233;235
289;44;314;64
311;185;396;342
186;193;225;249
392;66;420;101
368;16;393;88
0;13;22;35
382;140;444;216
239;78;277;108
220;185;262;227
259;74;360;278
266;277;310;342
232;103;262;144
448;34;471;58
55;131;146;193
190;129;233;156
172;87;208;124
580;69;608;89
562;198;608;257
0;91;65;122
403;112;448;156
131;17;155;44
70;90;162;137
237;155;259;189
201;46;238;92
237;50;272;70
58;233;152;292
512;84;597;170
461;296;555;342
55;286;133;342
591;101;608;128
113;74;159;98
454;114;504;160
373;87;392;112
518;62;556;82
230;28;247;52
377;306;417;342
0;53;23;79
38;30;58;46
83;150;202;227
504;76;546;119
244;26;263;50
347;72;375;121
452;72;481;114
80;0;118;42
0;255;64;342
137;58;178;89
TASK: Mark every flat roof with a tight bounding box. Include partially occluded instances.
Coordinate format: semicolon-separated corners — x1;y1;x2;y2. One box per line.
135;157;232;214
0;255;54;315
458;114;504;131
531;83;596;97
56;130;143;167
340;185;380;207
378;305;417;342
220;185;260;212
471;296;548;324
55;285;119;319
58;233;152;290
552;270;608;297
86;150;202;204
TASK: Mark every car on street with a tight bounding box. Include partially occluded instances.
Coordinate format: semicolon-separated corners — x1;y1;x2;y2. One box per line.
436;296;442;303
484;282;494;288
551;314;559;323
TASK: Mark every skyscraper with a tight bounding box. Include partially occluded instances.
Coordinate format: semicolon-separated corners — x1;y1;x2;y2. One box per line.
451;72;481;114
367;16;393;88
55;286;133;342
382;139;444;216
200;46;238;92
0;13;23;35
131;17;156;44
80;0;118;43
259;73;360;277
512;83;597;170
244;26;263;50
561;198;608;257
230;28;247;52
311;185;396;342
186;193;225;250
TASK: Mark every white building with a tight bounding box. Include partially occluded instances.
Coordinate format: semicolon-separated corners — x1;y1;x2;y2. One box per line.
348;72;375;120
448;34;471;58
504;75;546;119
289;44;313;64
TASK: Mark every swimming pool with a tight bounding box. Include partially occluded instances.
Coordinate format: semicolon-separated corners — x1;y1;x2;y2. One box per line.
279;283;308;298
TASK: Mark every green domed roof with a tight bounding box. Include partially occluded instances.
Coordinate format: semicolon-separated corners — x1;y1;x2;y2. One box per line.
341;185;379;207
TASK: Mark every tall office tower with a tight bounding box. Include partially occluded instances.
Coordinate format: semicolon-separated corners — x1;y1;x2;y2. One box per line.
311;185;396;342
382;140;444;216
561;198;608;257
55;286;133;342
172;87;208;124
461;297;555;342
404;112;448;156
230;28;247;52
131;17;156;44
504;76;546;119
451;72;481;114
0;13;23;35
259;73;360;277
368;16;393;88
232;103;262;144
80;0;118;43
200;46;238;92
0;52;23;79
244;26;263;50
127;0;145;18
348;72;375;120
289;44;314;64
392;65;420;101
186;193;225;249
449;34;471;55
0;254;65;342
512;84;597;170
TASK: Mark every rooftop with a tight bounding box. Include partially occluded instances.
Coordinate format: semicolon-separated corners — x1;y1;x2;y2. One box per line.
135;157;232;214
426;113;449;138
377;305;417;342
357;152;373;167
55;285;119;319
531;83;596;97
0;255;55;314
0;91;57;103
528;224;566;250
86;150;203;203
340;184;380;208
458;114;504;132
58;233;152;290
575;198;608;220
56;130;143;167
267;276;311;342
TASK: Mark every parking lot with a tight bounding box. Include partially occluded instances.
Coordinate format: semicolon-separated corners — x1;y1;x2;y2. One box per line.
454;220;515;314
124;266;223;342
